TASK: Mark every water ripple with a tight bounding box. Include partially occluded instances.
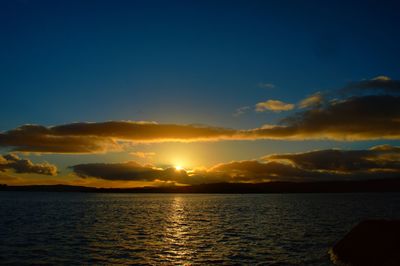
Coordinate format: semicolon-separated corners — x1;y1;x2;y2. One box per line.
1;192;400;265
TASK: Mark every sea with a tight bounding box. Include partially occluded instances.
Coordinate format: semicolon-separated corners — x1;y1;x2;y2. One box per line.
0;192;399;265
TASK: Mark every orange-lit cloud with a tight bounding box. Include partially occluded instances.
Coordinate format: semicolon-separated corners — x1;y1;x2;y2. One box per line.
0;173;18;182
2;144;399;186
255;100;295;112
299;92;324;108
0;122;237;153
0;154;57;176
71;160;228;185
0;124;121;153
130;151;156;159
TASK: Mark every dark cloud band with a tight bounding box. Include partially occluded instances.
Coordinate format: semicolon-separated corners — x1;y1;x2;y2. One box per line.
71;145;400;184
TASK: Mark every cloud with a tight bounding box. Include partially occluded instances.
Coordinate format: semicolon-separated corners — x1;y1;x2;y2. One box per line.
1;95;400;156
0;124;121;153
265;145;400;172
233;106;250;117
0;122;239;153
130;151;156;159
209;144;400;182
247;95;400;140
0;173;19;182
370;144;400;152
299;92;324;108
71;160;269;184
255;100;295;112
72;161;188;182
208;160;314;182
0;154;57;176
342;76;400;94
71;159;315;184
258;83;275;89
71;161;227;185
71;145;400;185
1;75;400;155
372;75;391;81
246;76;399;139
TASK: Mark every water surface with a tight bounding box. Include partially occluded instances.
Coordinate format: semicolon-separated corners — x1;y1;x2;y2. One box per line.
1;192;399;265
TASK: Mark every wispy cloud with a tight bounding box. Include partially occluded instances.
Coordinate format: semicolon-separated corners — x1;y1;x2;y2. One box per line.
233;106;250;117
298;92;324;108
258;82;275;89
255;100;295;112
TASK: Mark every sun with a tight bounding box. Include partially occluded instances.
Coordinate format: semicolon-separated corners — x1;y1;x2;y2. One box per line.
174;165;183;171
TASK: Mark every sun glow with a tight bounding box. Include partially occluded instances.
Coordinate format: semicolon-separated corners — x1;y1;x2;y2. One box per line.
174;165;184;171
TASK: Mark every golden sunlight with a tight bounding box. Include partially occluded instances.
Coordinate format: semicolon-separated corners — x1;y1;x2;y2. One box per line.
174;165;184;171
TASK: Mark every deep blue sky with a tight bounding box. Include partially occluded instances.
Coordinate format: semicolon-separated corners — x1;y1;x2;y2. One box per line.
2;0;399;130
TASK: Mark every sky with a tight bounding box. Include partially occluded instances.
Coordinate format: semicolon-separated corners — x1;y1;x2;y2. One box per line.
1;0;400;187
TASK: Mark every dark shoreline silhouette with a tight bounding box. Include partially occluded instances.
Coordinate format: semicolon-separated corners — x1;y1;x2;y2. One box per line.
1;178;400;193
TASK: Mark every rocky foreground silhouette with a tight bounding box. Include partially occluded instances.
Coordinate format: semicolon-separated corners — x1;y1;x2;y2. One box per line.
330;220;400;266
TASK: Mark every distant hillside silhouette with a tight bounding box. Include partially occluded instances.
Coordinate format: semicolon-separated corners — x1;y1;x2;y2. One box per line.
1;178;400;193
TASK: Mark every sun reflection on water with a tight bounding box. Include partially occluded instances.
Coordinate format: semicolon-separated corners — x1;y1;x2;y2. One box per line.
160;196;195;264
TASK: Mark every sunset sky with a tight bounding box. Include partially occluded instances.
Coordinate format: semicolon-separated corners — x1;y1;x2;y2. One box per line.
1;0;400;187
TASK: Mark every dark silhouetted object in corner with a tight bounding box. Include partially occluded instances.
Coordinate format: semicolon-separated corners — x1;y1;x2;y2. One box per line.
330;220;400;266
